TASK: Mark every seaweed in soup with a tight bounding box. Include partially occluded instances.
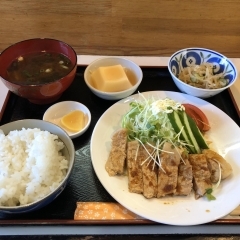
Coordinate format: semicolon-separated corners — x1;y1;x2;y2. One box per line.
7;52;74;85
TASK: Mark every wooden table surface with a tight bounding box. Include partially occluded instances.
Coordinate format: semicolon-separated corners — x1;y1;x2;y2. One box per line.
0;0;240;57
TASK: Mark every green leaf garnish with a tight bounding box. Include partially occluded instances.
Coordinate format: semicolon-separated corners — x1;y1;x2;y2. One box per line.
205;188;216;201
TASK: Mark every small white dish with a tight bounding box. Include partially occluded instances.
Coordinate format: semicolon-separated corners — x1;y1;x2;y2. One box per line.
84;56;143;100
43;101;91;139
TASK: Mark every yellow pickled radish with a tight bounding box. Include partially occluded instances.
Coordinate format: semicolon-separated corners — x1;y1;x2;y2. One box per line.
61;110;85;132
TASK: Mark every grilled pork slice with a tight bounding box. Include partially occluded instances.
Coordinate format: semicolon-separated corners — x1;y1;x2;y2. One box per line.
127;140;143;194
202;149;232;180
105;129;128;176
139;144;158;199
157;142;181;198
175;158;193;196
188;154;212;199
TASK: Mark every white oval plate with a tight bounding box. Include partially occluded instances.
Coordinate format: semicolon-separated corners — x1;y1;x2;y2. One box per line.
43;101;91;139
90;91;240;226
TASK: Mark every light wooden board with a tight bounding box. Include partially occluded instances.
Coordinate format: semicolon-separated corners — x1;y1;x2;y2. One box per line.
1;1;240;57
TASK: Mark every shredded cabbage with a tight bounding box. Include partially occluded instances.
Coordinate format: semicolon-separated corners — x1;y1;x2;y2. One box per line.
121;94;186;149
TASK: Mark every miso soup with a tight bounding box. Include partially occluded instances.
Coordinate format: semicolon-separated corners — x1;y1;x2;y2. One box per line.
7;52;74;85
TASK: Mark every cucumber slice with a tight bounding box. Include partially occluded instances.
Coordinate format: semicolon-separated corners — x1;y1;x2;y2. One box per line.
178;111;201;154
186;114;209;149
168;111;196;153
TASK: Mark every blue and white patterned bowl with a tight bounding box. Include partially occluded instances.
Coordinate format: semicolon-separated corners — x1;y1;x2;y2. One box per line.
168;48;238;98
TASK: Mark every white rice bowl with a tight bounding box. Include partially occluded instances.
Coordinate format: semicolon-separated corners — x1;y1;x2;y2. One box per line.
0;128;69;207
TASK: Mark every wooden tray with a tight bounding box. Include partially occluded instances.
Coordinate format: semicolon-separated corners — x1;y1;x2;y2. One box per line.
0;62;240;226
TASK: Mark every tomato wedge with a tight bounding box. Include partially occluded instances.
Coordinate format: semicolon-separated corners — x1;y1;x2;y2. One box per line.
182;103;210;132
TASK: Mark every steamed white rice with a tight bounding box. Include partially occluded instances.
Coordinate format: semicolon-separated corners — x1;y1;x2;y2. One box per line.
0;128;69;207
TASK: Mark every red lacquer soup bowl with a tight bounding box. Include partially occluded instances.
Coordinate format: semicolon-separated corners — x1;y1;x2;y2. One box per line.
0;38;77;104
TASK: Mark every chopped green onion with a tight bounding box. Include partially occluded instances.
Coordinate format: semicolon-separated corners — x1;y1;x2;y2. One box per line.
205;188;216;201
